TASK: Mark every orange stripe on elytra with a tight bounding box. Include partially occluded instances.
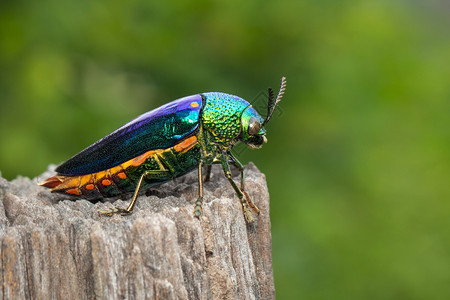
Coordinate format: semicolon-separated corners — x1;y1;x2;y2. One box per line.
80;174;91;187
121;150;155;169
131;150;155;166
108;165;122;177
96;170;107;179
173;136;198;153
51;147;164;195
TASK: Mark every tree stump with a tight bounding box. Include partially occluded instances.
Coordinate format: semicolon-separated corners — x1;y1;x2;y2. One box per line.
0;163;274;299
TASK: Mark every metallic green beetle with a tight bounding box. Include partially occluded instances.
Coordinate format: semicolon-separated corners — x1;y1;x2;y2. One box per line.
40;77;286;222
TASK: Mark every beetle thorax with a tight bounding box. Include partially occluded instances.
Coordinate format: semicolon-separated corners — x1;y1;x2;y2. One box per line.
201;92;250;145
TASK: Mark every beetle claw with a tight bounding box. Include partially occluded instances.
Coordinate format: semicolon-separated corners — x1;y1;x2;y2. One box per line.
99;207;131;217
243;191;260;215
243;208;255;223
193;196;204;219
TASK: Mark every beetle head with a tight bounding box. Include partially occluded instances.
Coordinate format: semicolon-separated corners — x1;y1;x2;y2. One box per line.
239;77;286;149
240;106;267;149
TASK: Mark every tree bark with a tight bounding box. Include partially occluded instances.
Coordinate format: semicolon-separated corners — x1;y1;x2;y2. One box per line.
0;163;274;299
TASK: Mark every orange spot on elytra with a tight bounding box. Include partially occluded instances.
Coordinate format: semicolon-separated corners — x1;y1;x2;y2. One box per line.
190;101;199;107
118;172;127;179
102;179;112;186
86;184;95;190
66;188;80;195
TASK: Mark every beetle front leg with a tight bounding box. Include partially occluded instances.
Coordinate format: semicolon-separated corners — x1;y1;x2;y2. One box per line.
193;161;205;219
220;153;255;223
228;154;260;215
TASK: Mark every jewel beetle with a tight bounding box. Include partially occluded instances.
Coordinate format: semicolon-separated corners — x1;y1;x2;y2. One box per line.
40;77;286;222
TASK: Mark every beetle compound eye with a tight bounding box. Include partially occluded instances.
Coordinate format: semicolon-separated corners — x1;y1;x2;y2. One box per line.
248;117;261;136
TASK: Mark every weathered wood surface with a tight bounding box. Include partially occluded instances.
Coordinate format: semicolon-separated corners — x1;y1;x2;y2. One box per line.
0;163;274;299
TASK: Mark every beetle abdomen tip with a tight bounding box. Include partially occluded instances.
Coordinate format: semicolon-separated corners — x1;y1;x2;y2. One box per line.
39;176;64;188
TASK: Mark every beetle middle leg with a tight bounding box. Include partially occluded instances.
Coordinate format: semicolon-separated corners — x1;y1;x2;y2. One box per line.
99;170;169;217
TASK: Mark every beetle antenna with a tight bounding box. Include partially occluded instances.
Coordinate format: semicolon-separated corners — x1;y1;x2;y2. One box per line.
267;87;275;117
263;76;286;126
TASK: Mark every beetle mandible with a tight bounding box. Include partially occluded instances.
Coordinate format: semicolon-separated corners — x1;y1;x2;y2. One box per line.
40;77;286;222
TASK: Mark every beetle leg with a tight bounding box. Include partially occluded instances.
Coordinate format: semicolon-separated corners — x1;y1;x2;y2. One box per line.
99;170;168;216
228;154;260;215
193;161;204;219
220;153;255;223
203;164;212;182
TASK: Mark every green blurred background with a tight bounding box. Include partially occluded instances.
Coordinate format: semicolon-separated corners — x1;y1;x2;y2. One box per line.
1;0;449;298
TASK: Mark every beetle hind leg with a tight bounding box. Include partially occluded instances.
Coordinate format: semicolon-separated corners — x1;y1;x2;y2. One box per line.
203;164;212;182
193;161;205;219
98;170;169;217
